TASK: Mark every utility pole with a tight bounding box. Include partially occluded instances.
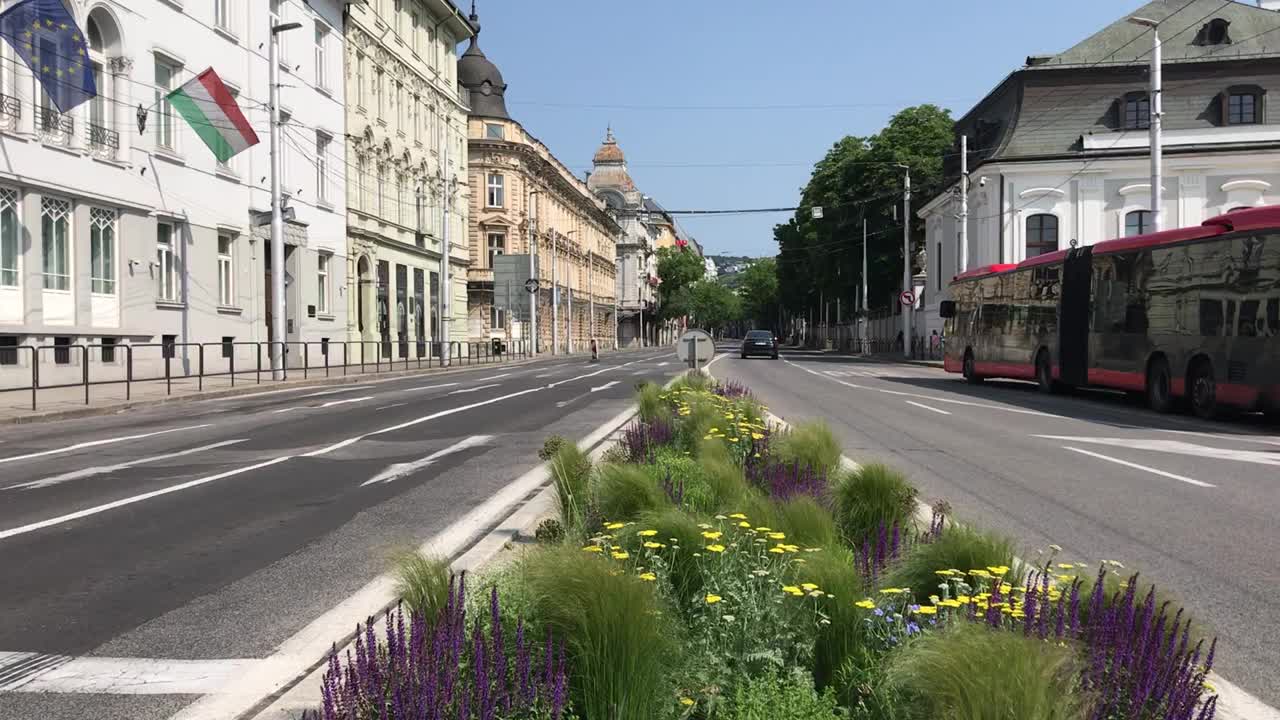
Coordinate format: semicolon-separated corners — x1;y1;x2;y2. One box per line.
1128;15;1162;232
588;242;595;349
528;189;538;354
959;134;969;273
439;118;452;367
565;229;576;354
613;257;620;350
268;20;300;380
551;229;559;354
861;218;869;354
902;166;912;360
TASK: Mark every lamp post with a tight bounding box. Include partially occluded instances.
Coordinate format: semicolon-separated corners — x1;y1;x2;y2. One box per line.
1129;15;1162;232
528;189;539;354
268;19;302;380
565;229;577;354
613;256;620;350
891;163;912;360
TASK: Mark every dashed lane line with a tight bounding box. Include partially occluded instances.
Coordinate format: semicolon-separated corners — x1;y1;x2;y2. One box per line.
905;400;952;416
447;384;501;396
4;440;249;491
0;425;213;466
1061;446;1214;488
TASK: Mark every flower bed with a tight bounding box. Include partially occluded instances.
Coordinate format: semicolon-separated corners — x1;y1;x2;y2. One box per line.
311;373;1219;720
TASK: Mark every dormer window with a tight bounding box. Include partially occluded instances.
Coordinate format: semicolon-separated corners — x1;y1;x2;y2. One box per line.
1194;18;1231;46
1222;86;1264;125
1123;92;1150;130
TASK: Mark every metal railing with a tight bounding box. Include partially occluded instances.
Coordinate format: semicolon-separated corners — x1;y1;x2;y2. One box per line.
0;338;531;411
87;122;120;153
34;105;73;146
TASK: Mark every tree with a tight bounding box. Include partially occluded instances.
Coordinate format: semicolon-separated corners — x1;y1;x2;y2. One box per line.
774;104;955;319
655;246;707;320
737;258;779;330
682;280;742;335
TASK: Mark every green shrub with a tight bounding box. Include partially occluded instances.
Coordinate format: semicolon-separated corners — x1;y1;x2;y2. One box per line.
771;420;842;475
524;545;674;720
645;449;716;515
673;370;712;392
626;507;707;603
538;435;569;462
594;463;667;523
550;442;592;532
776;496;838;549
534;518;565;544
889;624;1089;720
392;552;451;622
678;399;723;454
636;382;669;424
884;525;1016;604
698;455;751;511
723;670;842;720
835;463;918;546
792;546;870;692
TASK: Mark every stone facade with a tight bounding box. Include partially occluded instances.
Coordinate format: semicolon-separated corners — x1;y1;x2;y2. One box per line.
0;0;347;388
343;0;472;363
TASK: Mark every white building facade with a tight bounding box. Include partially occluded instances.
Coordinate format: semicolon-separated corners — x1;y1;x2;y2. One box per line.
0;0;347;388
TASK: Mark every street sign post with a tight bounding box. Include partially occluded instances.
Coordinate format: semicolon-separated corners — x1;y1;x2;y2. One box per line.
676;329;715;370
900;290;916;307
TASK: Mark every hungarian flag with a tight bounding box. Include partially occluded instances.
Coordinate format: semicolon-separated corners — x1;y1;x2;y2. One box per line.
166;68;259;162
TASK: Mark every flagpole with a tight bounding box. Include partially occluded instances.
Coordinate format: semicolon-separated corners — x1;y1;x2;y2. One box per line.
269;20;301;380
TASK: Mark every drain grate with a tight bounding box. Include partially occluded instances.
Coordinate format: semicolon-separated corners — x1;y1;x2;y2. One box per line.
0;652;71;691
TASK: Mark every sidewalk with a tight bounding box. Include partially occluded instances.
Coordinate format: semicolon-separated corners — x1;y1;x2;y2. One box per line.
0;349;639;425
784;344;945;369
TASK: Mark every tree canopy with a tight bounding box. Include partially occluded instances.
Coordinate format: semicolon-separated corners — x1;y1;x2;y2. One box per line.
683;280;741;334
737;258;779;331
655;246;707;321
774;104;955;319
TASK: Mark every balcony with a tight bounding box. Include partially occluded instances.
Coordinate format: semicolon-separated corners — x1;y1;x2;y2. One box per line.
86;122;120;159
35;105;73;147
0;93;19;131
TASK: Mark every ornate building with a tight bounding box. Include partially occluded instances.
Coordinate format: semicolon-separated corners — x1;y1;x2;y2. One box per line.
588;130;659;347
343;0;473;362
460;7;618;353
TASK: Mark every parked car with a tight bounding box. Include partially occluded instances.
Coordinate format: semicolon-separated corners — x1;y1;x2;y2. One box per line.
741;330;779;359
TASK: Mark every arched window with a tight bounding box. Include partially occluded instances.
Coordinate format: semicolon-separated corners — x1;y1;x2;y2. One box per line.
1125;210;1154;237
85;8;122;158
1025;214;1059;257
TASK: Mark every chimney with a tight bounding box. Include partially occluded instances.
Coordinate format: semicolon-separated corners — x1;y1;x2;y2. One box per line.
1259;0;1280;10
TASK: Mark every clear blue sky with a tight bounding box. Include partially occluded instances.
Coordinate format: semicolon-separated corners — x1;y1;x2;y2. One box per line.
472;0;1136;257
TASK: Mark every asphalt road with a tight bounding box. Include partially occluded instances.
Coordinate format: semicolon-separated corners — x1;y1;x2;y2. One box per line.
714;346;1280;707
0;349;681;720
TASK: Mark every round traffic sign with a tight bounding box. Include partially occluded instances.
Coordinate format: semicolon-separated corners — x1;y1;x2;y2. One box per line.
524;278;539;294
900;290;916;307
675;329;715;367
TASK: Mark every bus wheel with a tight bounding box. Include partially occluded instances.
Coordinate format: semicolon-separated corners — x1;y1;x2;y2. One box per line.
963;351;983;385
1146;357;1176;414
1035;351;1056;394
1189;360;1218;420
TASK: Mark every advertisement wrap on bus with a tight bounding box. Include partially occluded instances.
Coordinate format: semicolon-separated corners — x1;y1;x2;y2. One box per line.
939;205;1280;419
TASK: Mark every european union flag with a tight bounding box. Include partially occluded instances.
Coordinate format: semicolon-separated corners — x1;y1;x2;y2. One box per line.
0;0;96;113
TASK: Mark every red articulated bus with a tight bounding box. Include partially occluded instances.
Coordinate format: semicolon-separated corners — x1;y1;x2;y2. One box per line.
939;205;1280;419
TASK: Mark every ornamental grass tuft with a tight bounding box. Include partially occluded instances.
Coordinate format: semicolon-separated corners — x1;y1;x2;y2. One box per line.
835;463;918;547
888;623;1090;720
549;442;592;533
592;463;668;524
769;420;842;476
796;546;873;692
392;551;451;625
884;525;1016;606
523;545;674;720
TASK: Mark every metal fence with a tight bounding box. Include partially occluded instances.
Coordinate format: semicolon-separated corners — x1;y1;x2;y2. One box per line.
0;338;530;411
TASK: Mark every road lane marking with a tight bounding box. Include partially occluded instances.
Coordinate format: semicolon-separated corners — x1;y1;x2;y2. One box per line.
1061;446;1214;488
1154;428;1280;447
272;396;374;413
298;385;374;399
905;400;952;416
0;425;213;466
0;457;293;541
591;381;620;393
404;382;459;392
0;652;256;694
657;361;670;367
476;373;511;382
534;372;556;378
448;384;501;395
361;436;494;486
545;363;627;389
4;440;249;491
1035;435;1280;467
376;402;407;411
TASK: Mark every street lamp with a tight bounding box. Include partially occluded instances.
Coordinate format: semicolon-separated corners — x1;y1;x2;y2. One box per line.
268;20;302;380
891;163;912;360
527;189;539;355
564;229;577;355
1128;15;1162;233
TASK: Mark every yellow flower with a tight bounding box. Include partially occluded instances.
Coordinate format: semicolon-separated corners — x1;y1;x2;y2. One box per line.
582;546;603;553
1203;681;1217;694
751;433;765;440
605;522;626;530
643;542;665;549
1105;560;1124;568
956;595;971;604
701;530;723;540
768;547;785;554
938;599;962;608
987;565;1010;576
801;582;819;592
638;529;658;537
706;544;726;553
879;588;907;595
705;594;722;604
755;527;772;533
914;606;938;615
680;697;696;707
969;569;991;577
728;513;748;520
702;435;714;441
934;569;956;576
1055;574;1074;582
753;452;761;458
999;583;1013;594
767;532;786;540
738;521;751;528
1011;610;1026;618
782;585;803;596
1056;563;1076;570
639;572;657;582
854;599;876;609
611;551;630;560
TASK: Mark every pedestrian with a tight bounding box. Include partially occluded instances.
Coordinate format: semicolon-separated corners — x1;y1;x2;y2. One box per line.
590;337;599;362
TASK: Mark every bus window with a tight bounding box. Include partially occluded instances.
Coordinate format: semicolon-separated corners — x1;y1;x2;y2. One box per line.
1267;298;1279;338
1238;300;1260;337
981;304;1009;333
1200;299;1224;337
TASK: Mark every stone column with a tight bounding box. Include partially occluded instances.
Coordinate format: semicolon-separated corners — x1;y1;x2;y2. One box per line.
109;56;133;162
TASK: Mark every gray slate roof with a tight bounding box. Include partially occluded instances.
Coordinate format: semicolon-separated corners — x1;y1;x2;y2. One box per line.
1041;0;1280;68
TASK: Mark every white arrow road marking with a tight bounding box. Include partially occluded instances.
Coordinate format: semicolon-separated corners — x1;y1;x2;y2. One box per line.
272;396;374;414
404;382;459;392
476;373;511;382
0;652;256;694
361;435;494;486
5;440;249;491
0;425;213;466
447;384;500;395
0;457;292;541
1035;435;1280;467
591;381;620;393
1061;446;1214;488
905;400;951;416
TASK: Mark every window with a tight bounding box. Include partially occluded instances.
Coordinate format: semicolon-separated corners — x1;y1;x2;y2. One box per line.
162;334;176;359
0;188;17;287
488;232;505;268
215;0;231;31
357;155;370;210
221;336;234;359
1123;94;1150;130
1195;18;1232;46
101;337;117;363
41;197;70;291
316;132;331;203
375;68;385;120
1227;93;1258;125
410;8;421;53
53;336;70;365
270;0;287;61
217;234;234;306
396;82;405;133
157;222;178;301
90;208;116;295
491;303;505;332
314;22;329;91
0;336;16;366
1025;214;1059;258
396;174;406;225
154;57;179;150
427;25;436;71
317;253;331;314
486;173;504;208
1125;210;1153;237
412;96;421;144
485;123;504;140
377;165;387;216
393;0;403;32
356;52;365;110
